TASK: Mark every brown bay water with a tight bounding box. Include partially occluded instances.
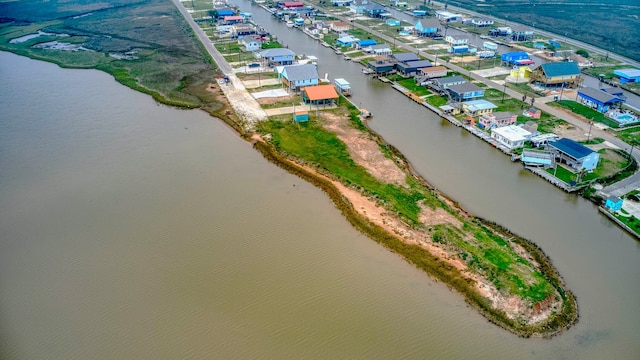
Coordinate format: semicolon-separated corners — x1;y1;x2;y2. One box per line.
0;51;638;359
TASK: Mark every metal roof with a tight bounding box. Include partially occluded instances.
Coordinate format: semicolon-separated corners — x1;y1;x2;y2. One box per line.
539;62;581;77
391;53;419;63
549;138;594;159
398;60;432;69
447;82;483;94
578;87;622;104
416;18;440;28
463;99;497;111
613;68;640;78
303;85;339;101
435;75;466;85
259;48;295;58
282;64;318;82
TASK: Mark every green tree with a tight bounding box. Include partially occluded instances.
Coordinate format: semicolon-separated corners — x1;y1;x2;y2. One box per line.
576;49;590;58
208;9;218;24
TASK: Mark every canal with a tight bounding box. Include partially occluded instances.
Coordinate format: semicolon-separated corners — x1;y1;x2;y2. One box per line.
231;1;640;357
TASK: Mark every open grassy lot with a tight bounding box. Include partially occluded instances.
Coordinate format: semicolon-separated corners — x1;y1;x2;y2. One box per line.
549;100;620;128
0;0;225;114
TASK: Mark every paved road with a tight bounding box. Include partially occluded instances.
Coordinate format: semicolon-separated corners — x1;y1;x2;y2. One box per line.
171;0;233;75
306;2;640;195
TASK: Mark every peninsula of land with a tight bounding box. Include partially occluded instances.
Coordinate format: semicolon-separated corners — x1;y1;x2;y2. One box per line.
0;0;584;337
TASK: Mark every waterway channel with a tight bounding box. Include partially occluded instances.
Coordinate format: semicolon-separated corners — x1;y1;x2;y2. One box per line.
0;11;638;358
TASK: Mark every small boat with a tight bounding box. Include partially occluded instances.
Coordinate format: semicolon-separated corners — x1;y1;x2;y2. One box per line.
334;49;342;55
343;55;351;61
361;67;372;74
286;20;294;28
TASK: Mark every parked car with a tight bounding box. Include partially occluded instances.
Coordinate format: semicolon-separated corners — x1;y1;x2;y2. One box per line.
247;63;260;68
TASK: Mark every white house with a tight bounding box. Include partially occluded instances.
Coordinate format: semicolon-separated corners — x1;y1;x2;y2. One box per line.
491;125;532;149
368;43;392;55
239;35;263;52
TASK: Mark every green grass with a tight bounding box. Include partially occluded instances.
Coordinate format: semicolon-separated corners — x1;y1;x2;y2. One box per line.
549;100;620;128
258;116;557;303
546;166;576;184
397;78;431;96
257;119;431;223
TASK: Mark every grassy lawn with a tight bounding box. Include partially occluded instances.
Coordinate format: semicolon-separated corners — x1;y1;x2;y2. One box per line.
397;78;432;96
612;212;640;235
613;127;640;147
549;100;620;128
426;95;448;107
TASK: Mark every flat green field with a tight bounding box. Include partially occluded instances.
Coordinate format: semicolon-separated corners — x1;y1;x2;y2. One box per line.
0;0;226;115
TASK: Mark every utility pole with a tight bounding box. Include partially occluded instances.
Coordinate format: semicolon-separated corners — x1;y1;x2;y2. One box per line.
586;121;593;143
501;79;507;103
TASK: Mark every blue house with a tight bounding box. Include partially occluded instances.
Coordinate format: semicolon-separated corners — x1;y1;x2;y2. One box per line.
336;34;359;47
356;39;377;48
501;51;529;65
258;48;295;66
349;0;369;15
367;57;395;74
447;82;485;102
433;75;466;91
548;138;599;171
216;8;235;19
605;196;623;212
396;60;432;77
414;18;440;37
613;68;640;84
577;87;623;113
364;3;386;18
281;64;319;92
390;52;419;64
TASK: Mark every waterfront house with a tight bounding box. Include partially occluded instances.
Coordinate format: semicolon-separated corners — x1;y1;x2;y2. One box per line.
461;99;497;117
367;56;395;75
548;138;599;171
355;39;377;49
240;35;263;52
433;75;466;91
258;48;296;66
368;43;392;55
282;64;319;92
390;52;419;64
364;3;387;18
418;66;447;80
215;8;236;19
396;60;432;77
510;26;534;42
491;125;532;149
301;84;339;105
613;68;640;84
330;21;351;33
447;82;485;102
231;24;257;38
530;62;582;88
471;17;494;27
414;18;440;37
478;111;517;129
489;26;512;37
605;196;623;212
435;10;462;22
281;1;304;10
577;87;623;113
349;0;369;15
336;34;359;47
223;15;244;25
